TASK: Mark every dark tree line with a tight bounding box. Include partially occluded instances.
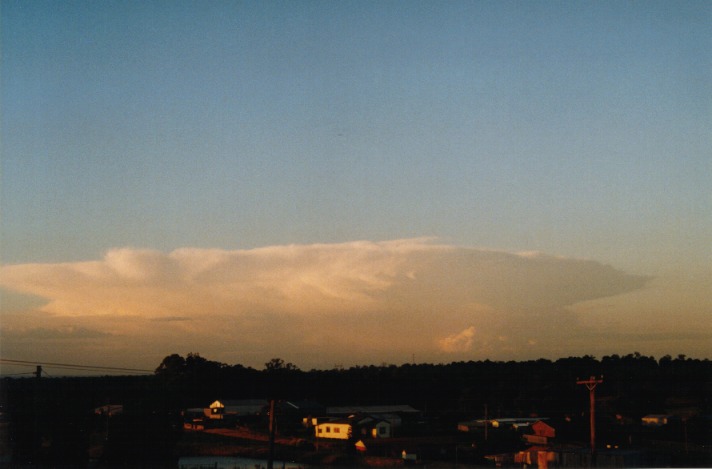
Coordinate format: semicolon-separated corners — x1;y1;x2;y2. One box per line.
150;352;711;419
2;352;710;466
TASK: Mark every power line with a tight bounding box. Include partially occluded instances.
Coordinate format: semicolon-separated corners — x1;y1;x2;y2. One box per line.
1;372;36;377
0;358;153;375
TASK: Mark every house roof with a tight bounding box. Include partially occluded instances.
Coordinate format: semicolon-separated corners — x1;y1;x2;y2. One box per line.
492;417;547;424
354;415;391;426
210;399;267;415
316;418;352;426
531;420;555;438
279;400;325;412
211;399;267;408
327;405;419;415
94;404;123;415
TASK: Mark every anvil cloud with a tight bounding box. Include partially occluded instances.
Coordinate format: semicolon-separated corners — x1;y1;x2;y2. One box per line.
0;239;654;369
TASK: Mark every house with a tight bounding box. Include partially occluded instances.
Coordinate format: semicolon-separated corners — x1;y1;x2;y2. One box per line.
457;419;488;433
523;420;555;445
484;420;557;469
94;404;123;416
275;400;326;430
490;417;545;429
311;405;422;440
315;419;352;440
353;415;393;438
326;405;419;418
371;419;392;438
641;414;675;427
208;399;267;420
183;408;207;430
459;417;549;433
326;405;420;431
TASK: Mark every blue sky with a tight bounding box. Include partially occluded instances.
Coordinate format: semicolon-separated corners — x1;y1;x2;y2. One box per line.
1;1;710;371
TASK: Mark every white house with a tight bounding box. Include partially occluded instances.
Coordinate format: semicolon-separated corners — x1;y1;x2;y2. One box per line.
315;420;352;440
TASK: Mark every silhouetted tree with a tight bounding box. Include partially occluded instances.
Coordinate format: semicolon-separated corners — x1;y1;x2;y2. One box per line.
155;353;186;377
264;357;300;371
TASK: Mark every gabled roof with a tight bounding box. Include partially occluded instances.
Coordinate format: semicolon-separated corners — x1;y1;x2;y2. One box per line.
279;400;325;412
210;399;267;415
354;414;391;426
316;418;352;426
327;405;419;415
211;399;267;408
531;420;555;438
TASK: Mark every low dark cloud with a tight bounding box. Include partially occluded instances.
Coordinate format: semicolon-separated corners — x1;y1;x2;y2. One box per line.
150;316;193;322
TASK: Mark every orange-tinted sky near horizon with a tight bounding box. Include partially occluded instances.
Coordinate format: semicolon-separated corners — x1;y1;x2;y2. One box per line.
1;239;709;373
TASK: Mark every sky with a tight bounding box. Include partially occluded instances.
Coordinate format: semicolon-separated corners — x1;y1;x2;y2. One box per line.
1;1;710;374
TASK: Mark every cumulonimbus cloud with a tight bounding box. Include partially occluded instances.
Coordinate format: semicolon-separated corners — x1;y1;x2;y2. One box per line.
0;239;651;366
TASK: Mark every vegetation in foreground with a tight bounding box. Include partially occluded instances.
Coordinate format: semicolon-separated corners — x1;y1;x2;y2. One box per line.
1;353;710;467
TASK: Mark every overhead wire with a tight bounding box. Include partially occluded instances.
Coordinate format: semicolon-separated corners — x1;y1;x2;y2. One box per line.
0;358;153;375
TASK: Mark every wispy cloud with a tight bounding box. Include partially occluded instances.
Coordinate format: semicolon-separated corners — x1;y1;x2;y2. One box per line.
2;325;112;340
0;239;656;367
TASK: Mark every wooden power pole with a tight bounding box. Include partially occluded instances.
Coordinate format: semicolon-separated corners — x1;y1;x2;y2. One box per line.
267;399;276;469
577;376;603;462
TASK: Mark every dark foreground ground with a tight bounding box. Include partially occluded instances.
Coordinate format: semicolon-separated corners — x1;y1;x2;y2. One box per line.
174;425;712;469
1;353;710;467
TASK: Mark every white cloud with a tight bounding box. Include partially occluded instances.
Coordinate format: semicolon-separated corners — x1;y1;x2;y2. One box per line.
439;326;476;352
0;239;656;368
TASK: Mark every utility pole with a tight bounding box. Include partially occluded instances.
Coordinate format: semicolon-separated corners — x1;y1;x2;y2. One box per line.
33;365;42;461
484;404;488;442
577;376;603;463
267;399;276;469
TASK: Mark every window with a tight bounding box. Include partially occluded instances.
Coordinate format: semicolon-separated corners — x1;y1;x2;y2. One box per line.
379;426;387;435
326;426;331;433
334;427;340;433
